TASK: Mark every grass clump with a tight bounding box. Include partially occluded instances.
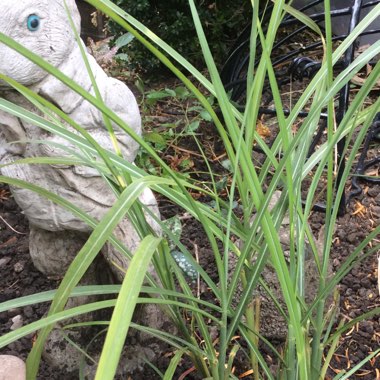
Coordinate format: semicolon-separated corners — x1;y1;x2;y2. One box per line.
0;0;380;379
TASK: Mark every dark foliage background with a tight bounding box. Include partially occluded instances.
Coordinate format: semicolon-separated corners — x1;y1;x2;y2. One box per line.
107;0;251;74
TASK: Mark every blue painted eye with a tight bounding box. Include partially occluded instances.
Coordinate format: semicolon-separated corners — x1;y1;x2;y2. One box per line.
27;14;40;32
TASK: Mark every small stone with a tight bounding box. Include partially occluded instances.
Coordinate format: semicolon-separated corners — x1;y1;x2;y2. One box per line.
23;306;34;319
209;326;218;341
346;233;357;243
371;206;380;217
7;308;22;318
8;341;22;352
0;257;11;267
0;355;26;380
355;349;366;360
10;315;23;330
13;262;24;273
367;291;375;299
360;277;372;288
361;321;374;334
348;311;357;319
367;187;379;198
333;258;340;267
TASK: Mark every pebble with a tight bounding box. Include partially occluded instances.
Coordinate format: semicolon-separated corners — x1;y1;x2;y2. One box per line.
346;233;357;243
333;258;340;267
13;262;24;273
349;311;358;319
0;257;11;267
360;277;372;289
7;341;22;352
361;321;374;334
7;308;22;318
360;277;372;288
10;315;23;330
349;354;359;363
0;355;26;380
23;306;34;319
367;187;379;198
355;350;366;360
371;206;380;217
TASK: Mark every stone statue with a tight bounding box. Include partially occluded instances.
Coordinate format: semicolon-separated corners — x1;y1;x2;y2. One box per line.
0;0;168;376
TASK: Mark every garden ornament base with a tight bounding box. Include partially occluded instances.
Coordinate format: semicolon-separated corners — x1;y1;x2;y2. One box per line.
0;0;167;375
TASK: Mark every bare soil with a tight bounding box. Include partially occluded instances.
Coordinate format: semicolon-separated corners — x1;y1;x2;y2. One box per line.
0;34;379;379
0;116;379;379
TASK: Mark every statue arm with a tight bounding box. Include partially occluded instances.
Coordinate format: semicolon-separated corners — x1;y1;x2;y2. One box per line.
67;54;142;163
37;48;141;163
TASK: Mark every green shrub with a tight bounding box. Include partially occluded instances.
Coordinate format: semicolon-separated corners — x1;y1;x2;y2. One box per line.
107;0;251;74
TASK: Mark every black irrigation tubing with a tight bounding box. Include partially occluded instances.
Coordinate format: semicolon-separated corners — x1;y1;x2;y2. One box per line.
347;113;380;203
221;0;380;215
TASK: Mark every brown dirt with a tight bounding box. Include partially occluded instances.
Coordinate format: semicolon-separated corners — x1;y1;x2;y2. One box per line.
1;32;379;380
0;120;379;379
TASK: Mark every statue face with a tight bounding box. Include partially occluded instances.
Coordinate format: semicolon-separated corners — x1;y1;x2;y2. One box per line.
0;0;81;87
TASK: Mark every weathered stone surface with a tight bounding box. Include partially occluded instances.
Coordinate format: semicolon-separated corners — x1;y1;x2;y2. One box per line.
29;228;89;278
0;0;158;282
10;315;23;331
0;355;26;380
0;0;161;281
43;328;88;375
0;0;167;375
83;304;178;378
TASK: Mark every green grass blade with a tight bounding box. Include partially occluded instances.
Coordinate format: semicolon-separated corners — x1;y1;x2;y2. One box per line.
333;348;380;380
0;300;116;348
95;235;161;380
163;349;187;380
26;177;158;379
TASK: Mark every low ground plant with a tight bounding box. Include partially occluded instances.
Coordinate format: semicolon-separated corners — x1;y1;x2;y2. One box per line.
135;84;214;176
0;0;380;379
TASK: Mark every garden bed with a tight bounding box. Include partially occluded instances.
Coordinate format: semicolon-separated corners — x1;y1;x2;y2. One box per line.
0;21;379;378
0;91;379;377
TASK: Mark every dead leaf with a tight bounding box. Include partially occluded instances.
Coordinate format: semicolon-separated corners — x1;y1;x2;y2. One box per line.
256;119;271;138
351;74;380;90
352;201;366;217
